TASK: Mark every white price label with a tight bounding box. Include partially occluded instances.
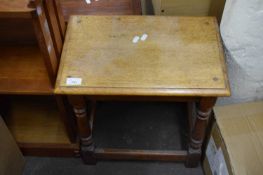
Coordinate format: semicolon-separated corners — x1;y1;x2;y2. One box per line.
132;36;140;43
85;0;91;4
141;33;148;41
66;78;82;86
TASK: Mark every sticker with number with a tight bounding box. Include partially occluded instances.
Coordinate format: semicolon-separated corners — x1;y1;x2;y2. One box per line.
66;78;82;86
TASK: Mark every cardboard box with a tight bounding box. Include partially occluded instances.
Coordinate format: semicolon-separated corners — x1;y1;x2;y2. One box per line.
0;116;25;175
152;0;211;16
203;101;263;175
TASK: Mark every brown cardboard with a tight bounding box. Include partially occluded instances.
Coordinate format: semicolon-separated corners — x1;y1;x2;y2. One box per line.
203;123;233;175
152;0;211;16
203;101;263;175
0;116;25;175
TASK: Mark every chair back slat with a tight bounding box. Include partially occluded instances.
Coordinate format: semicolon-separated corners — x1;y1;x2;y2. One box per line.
43;0;63;58
53;0;66;39
30;0;59;85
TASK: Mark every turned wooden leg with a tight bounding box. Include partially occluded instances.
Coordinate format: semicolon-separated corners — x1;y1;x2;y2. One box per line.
186;97;217;167
68;95;96;164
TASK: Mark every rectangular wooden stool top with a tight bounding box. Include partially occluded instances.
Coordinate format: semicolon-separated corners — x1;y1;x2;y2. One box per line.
55;16;230;97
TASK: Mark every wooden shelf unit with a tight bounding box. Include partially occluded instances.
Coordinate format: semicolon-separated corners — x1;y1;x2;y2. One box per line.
0;0;59;94
0;0;76;156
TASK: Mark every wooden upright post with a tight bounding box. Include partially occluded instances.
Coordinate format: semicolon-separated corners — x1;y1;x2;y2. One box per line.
186;97;217;167
68;96;96;164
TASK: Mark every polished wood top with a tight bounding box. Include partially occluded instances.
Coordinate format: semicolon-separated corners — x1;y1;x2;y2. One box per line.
55;16;230;97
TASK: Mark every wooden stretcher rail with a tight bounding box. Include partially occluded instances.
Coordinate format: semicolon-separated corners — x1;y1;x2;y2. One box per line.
95;148;188;162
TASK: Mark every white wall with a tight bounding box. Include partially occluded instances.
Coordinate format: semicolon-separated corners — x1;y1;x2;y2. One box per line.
217;0;263;105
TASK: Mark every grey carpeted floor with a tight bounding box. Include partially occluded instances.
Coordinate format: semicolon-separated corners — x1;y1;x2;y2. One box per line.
23;102;204;175
23;157;203;175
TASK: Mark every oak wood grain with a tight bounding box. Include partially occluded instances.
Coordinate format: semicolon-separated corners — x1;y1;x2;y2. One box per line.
95;148;187;161
55;16;230;97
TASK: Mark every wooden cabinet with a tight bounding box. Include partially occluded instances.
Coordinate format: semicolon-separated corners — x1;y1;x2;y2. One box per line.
152;0;211;16
60;0;142;21
0;0;77;156
152;0;226;22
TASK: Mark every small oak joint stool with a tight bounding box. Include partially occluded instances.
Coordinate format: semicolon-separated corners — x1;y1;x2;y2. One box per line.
55;16;230;167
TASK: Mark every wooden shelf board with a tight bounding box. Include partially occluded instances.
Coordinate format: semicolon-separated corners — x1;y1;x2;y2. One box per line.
0;0;34;18
19;142;79;157
5;96;71;145
0;46;53;94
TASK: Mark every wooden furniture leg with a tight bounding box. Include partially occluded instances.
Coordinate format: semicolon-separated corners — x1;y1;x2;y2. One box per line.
68;96;96;164
186;97;217;167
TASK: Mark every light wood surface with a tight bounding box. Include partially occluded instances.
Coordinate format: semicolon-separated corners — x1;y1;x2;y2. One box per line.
55;16;230;97
5;96;70;144
0;46;53;94
0;0;34;18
